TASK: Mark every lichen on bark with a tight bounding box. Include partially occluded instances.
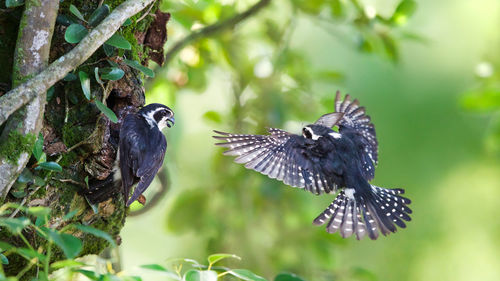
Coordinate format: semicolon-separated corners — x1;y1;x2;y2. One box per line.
0;0;163;277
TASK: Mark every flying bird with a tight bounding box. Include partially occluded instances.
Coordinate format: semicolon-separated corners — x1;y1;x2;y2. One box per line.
86;103;174;207
213;92;411;240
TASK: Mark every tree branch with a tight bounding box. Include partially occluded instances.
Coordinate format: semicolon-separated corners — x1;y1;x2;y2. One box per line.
0;0;156;126
0;0;59;199
163;0;271;66
0;0;156;199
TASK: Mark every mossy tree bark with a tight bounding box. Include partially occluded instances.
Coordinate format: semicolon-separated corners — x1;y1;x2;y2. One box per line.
0;0;167;277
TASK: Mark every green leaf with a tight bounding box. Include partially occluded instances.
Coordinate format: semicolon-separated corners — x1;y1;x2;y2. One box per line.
184;270;218;281
0;217;30;234
73;269;99;280
51;259;85;269
79;71;91;100
33;176;46;186
63;209;79;221
17;168;34;184
17;247;47;263
229;269;268;281
45;229;82;259
33;133;44;161
56;14;75;26
207;253;240;266
69;4;85;22
84;176;89;188
274;273;306;281
100;67;125;81
122;18;133;26
47;86;55;101
202;111;222;124
5;0;24;8
140;264;168;272
0;241;15;251
27;206;51;219
103;44;115;57
94;67;104;85
391;0;417;25
124;59;155;78
64;73;77;81
141;264;181;279
105;34;131;50
0;253;8;265
88;4;110;27
64;24;88;44
74;224;116;247
95;100;118;123
38;161;62;172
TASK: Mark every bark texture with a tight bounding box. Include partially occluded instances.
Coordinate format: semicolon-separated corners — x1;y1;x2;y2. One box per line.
0;0;163;277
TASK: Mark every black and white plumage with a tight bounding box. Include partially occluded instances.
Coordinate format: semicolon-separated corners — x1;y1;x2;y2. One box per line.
213;91;411;240
119;103;174;206
85;103;174;206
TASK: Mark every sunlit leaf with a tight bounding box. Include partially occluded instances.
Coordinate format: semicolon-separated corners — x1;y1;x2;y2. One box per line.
73;269;99;280
124;59;155;78
69;4;85;22
0;253;8;265
105;34;131;50
74;223;116;247
203;111;222;124
79;71;91;100
184;270;218;281
27;206;51;219
88;4;110;27
141;264;168;272
274;273;306;281
229;269;268;281
0;217;30;234
38;161;62;172
64;24;88;44
391;0;417;25
95;100;118;123
51;259;86;269
0;242;15;251
207;253;240;266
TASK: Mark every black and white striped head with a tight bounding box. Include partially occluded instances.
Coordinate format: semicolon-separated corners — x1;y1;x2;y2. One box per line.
139;103;175;130
302;112;344;140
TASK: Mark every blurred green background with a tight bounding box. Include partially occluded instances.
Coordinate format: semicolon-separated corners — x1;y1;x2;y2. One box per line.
119;0;500;280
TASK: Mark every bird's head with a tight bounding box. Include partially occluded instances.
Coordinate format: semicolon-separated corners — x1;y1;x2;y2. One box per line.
302;124;333;140
139;103;175;130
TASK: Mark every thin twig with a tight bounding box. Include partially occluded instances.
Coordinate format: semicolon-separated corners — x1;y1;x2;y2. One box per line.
136;0;157;23
0;0;156;126
163;0;271;66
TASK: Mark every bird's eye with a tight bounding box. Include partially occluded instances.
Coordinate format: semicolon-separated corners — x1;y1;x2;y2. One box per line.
302;128;312;139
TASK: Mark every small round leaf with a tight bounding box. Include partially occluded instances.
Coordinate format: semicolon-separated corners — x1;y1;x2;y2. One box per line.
65;24;88;44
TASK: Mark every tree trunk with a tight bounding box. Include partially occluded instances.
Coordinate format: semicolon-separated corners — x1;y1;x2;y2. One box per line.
0;0;166;277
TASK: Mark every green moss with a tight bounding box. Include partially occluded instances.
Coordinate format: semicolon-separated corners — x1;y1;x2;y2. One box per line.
0;131;36;164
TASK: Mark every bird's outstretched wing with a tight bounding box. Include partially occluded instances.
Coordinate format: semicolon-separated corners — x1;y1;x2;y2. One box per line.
334;91;378;180
214;129;338;195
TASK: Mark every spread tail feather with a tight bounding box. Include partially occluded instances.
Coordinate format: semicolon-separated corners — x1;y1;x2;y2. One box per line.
82;173;121;204
313;185;411;240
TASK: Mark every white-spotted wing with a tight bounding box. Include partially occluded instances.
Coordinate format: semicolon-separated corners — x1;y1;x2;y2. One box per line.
213;128;338;195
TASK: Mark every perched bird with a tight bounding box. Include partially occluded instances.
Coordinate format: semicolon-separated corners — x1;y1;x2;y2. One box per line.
119;103;174;206
213;92;411;240
86;103;174;207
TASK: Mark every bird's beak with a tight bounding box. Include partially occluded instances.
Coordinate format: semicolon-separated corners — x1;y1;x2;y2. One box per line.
166;116;175;128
